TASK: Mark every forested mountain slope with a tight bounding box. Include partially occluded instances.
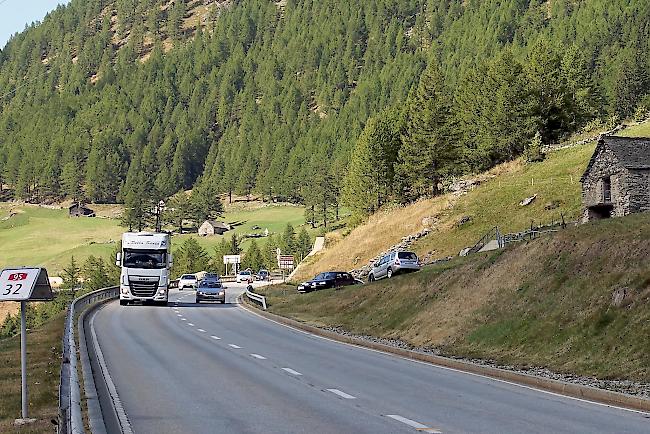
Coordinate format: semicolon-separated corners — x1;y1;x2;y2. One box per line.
0;0;648;217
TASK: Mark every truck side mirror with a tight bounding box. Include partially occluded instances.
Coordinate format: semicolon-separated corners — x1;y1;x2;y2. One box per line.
115;252;121;267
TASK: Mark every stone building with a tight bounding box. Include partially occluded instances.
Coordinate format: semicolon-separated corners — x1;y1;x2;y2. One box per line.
68;202;95;217
581;135;650;222
198;220;231;236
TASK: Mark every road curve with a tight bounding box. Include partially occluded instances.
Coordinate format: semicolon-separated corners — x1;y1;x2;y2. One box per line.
88;285;650;434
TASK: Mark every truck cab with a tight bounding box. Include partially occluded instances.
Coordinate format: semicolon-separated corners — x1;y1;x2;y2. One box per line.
116;232;172;306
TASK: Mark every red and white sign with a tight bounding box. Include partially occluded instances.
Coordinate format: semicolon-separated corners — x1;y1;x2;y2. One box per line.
278;255;294;270
0;268;41;301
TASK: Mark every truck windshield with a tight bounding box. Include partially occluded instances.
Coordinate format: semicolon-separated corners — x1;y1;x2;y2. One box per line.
123;249;167;269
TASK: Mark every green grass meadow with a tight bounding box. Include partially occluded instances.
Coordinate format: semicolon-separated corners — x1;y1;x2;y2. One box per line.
0;203;306;275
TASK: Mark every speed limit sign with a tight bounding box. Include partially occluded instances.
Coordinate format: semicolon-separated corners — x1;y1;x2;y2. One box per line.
0;268;52;301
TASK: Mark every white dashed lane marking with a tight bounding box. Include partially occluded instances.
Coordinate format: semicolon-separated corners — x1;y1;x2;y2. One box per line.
180;318;186;321
282;368;302;376
386;415;441;433
187;323;194;327
210;336;221;340
197;329;206;333
250;354;266;360
228;344;242;349
326;389;356;399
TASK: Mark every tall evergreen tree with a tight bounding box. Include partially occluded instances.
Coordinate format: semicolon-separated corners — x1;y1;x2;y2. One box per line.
396;60;459;200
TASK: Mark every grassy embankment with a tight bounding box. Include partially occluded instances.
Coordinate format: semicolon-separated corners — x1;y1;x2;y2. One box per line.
295;120;650;282
295;143;593;281
0;312;65;433
259;212;650;382
266;122;650;381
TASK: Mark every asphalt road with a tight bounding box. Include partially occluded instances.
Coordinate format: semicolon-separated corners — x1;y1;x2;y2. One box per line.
89;284;650;434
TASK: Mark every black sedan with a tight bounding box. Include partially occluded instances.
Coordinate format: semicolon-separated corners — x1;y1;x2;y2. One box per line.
297;271;360;293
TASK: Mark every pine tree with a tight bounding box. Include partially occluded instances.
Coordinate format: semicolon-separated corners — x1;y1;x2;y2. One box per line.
190;183;224;224
242;240;263;271
83;256;111;290
343;109;402;216
172;238;210;277
296;228;312;261
229;233;241;255
167;190;193;233
62;256;81;290
396;60;459;201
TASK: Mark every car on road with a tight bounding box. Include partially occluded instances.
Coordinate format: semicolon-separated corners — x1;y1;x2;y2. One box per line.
236;270;254;283
297;271;359;293
201;272;221;284
195;281;226;304
256;269;270;281
178;274;198;290
368;251;420;282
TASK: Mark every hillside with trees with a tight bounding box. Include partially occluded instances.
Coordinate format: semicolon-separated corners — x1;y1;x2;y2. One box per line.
0;0;648;223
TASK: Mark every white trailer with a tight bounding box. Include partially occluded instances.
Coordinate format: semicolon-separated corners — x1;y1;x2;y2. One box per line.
116;232;172;306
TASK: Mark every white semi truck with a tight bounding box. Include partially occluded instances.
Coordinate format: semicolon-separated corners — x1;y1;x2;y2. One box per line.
116;232;172;306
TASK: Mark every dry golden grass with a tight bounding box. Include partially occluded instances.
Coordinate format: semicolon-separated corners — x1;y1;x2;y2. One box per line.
0;302;19;322
0;313;65;432
295;144;592;282
263;212;650;381
294;197;453;281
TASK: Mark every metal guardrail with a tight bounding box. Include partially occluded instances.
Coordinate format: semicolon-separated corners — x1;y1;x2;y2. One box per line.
245;289;267;310
59;286;118;434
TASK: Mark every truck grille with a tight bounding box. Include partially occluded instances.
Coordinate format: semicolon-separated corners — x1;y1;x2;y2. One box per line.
129;279;159;297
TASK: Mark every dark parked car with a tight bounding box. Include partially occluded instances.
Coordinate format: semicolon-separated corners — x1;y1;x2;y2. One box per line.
297;272;359;293
256;269;270;281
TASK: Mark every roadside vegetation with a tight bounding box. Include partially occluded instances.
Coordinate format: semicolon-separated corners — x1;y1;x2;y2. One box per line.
0;312;65;433
260;212;650;383
296;120;650;281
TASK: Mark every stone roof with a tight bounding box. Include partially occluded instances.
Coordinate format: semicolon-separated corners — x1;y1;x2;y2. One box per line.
204;220;230;229
581;135;650;182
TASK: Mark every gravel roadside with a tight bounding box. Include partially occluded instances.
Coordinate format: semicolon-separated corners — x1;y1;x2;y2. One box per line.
321;326;650;399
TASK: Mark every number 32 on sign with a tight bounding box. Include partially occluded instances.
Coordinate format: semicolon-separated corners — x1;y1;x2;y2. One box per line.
0;269;42;301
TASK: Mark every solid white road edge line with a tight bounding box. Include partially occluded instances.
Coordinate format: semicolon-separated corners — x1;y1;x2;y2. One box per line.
282;368;302;376
89;307;134;434
386;415;440;432
250;354;266;360
229;344;242;349
238;303;650;416
327;389;356;399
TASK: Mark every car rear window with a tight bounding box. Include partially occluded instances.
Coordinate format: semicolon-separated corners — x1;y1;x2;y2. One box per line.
398;252;418;260
181;275;195;279
241;271;251;275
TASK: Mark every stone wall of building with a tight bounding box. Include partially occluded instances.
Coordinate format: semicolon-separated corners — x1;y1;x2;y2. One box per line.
627;169;650;213
581;146;628;221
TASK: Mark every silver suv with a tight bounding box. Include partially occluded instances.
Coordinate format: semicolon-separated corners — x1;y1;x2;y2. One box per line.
368;251;420;282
